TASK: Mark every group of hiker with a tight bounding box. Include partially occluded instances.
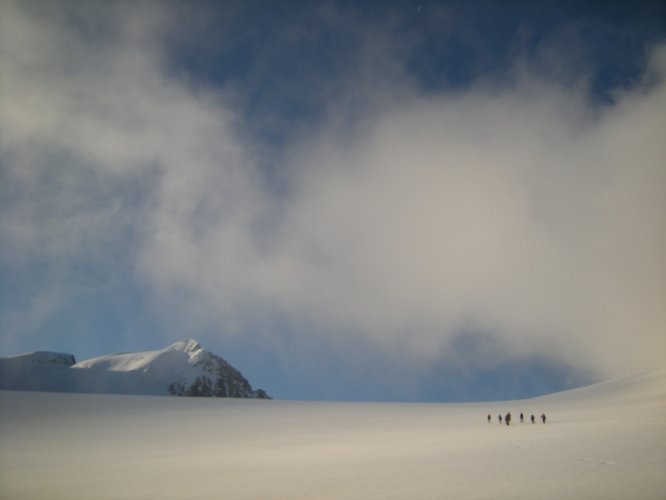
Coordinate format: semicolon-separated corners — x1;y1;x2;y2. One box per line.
487;412;546;425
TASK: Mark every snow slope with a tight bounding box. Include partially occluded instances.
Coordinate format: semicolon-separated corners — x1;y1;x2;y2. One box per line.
0;339;269;398
1;368;664;499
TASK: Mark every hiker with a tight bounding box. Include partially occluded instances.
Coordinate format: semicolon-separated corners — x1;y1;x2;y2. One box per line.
487;414;491;423
530;414;535;424
498;414;502;424
505;412;511;426
541;413;547;424
520;412;524;423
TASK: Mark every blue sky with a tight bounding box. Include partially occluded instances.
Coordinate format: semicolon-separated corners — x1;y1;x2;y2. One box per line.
1;0;665;401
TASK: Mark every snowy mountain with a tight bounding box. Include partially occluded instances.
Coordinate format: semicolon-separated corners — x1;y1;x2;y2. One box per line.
0;339;270;399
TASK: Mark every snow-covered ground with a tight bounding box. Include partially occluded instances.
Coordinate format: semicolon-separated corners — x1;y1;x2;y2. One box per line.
1;369;664;499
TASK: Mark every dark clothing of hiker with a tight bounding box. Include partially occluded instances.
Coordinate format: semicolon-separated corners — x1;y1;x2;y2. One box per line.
505;412;511;425
541;413;547;424
487;414;491;423
530;414;535;424
498;414;502;424
520;413;524;423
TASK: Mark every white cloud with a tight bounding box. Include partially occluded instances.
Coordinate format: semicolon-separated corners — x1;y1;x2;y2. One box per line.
282;64;666;374
1;1;664;381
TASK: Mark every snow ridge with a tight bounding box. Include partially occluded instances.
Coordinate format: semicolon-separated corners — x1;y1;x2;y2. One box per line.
0;339;270;399
2;351;76;367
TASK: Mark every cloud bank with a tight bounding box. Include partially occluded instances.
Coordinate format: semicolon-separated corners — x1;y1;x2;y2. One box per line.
1;1;664;396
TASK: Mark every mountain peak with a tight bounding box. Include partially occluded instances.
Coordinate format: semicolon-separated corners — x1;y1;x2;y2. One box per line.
167;339;203;353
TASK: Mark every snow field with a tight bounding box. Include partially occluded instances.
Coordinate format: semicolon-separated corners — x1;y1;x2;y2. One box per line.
1;369;664;499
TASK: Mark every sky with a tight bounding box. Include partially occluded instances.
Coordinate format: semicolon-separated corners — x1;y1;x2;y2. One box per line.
1;0;665;402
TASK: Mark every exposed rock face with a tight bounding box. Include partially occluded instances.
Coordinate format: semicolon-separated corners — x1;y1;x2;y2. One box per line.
163;340;270;398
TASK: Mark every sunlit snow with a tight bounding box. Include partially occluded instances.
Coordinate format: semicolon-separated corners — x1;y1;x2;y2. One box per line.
1;369;664;499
